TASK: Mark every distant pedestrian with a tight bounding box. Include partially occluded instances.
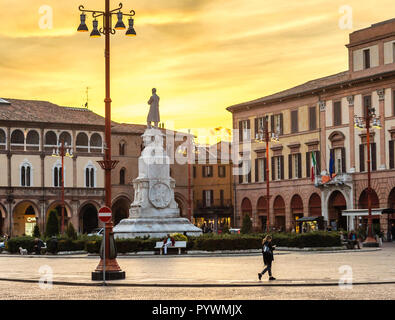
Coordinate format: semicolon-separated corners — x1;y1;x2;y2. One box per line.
349;231;360;249
33;238;45;255
258;235;276;281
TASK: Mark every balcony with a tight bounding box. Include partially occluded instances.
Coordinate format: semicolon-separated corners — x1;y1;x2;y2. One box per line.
195;199;233;210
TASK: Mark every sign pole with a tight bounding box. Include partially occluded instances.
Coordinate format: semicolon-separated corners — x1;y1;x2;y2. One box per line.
103;222;106;286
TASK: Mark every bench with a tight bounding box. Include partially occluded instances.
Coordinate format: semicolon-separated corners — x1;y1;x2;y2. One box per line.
154;241;187;255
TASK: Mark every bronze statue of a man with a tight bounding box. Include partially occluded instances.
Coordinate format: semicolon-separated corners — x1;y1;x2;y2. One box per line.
147;88;160;128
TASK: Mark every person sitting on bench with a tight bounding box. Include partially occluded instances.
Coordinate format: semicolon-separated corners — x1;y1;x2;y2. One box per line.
162;234;175;255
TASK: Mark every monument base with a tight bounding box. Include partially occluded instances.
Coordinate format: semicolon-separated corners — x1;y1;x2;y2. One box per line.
91;271;126;281
113;216;202;239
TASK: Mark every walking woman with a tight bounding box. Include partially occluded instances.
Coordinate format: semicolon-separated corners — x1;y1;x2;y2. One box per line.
258;235;276;281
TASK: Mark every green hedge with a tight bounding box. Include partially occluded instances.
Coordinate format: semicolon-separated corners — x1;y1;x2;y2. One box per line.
6;232;341;254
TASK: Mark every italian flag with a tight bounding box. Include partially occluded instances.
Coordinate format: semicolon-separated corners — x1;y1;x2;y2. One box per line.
311;152;316;182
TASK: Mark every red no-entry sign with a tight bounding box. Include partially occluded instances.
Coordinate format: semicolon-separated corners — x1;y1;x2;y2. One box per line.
98;206;112;223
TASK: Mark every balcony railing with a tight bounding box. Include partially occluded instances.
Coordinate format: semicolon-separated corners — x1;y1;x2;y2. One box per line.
195;199;233;209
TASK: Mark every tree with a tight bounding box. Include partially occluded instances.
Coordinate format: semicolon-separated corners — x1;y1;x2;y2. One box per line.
45;209;59;237
33;224;41;238
66;222;77;240
241;214;252;234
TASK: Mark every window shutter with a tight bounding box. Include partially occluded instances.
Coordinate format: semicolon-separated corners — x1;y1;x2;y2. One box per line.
359;144;365;172
27;167;31;187
306;152;311;178
280;156;284;179
202;190;206;208
263;158;267;181
202;166;206;177
254;118;258;138
341;147;346;173
54;167;58;187
297;153;302;178
246;120;251;141
210;190;214;206
334;102;342;126
255;158;259;182
271;157;275;181
21;167;25;186
238;163;243;184
309;107;316;130
390;140;394;169
279;113;283;135
316;151;321;174
371;143;377;171
239;121;243;142
288;154;293;179
271;115;275;133
90;168;95;187
247;166;251;183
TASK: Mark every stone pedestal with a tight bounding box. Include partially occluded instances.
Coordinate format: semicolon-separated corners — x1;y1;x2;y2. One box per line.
113;128;202;239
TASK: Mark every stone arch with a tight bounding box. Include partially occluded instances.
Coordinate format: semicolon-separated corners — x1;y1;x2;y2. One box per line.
10;129;24;150
45;131;57;145
290;194;304;232
328;190;347;230
46;202;72;232
26;130;39;145
273;195;286;230
387;188;395;220
174;192;188;218
112;196;131;226
241;197;252;217
47;201;73;219
59;131;72;146
76;132;89;152
90;133;102;152
78;202;99;234
12;201;40;237
308;193;321;217
0;203;7;236
358;188;380;209
328;130;346;145
0;128;6;144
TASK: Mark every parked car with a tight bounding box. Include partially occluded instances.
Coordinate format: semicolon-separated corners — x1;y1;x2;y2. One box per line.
87;228;104;237
229;228;241;234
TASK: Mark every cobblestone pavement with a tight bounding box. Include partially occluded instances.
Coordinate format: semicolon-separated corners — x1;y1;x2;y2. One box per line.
0;243;394;299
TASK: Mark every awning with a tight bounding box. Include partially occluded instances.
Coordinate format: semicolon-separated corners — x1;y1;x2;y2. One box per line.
341;208;394;217
296;216;323;222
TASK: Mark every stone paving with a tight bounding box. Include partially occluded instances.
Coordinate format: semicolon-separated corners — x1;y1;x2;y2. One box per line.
0;243;394;299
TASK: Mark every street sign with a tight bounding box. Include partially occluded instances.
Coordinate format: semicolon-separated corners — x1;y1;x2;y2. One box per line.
98;206;112;223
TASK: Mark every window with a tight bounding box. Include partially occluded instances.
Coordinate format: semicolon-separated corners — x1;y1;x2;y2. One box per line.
76;132;89;152
256;158;266;182
0;129;6;150
90;133;102;152
363;95;371;117
59;132;72;146
202;165;213;177
272;156;284;181
309;107;316;130
288;153;302;179
218;165;226;178
53;162;62;187
306;151;321;178
20;161;32;187
85;163;96;187
193;166;196;178
363;49;370;69
203;190;213;207
393;90;395;116
333;101;342;126
11;130;24;150
359;143;376;172
120;168;126;185
119;142;126;156
272;114;283;135
45;131;57;148
220;190;224;206
239;120;250;141
331;148;346;174
389;140;395;169
291;110;298;133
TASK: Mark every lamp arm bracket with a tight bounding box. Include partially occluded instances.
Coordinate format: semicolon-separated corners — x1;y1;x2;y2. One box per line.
110;3;123;13
78;6;105;17
123;10;136;17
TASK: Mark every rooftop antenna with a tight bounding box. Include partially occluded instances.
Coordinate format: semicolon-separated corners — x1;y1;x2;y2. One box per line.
84;86;90;108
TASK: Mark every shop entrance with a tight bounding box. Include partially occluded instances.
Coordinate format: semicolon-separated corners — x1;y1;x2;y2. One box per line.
13;203;38;237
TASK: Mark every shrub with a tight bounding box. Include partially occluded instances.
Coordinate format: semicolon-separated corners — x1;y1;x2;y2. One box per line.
241;214;252;234
86;240;101;253
171;233;188;241
58;239;85;252
33;225;41;238
66;223;77;240
46;237;58;254
45;210;59;237
7;237;36;253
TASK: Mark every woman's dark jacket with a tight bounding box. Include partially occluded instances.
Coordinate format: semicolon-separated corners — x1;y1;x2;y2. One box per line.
262;241;275;265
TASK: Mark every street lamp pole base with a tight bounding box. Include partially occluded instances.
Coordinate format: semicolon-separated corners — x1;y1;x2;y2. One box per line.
362;236;379;247
92;271;126;281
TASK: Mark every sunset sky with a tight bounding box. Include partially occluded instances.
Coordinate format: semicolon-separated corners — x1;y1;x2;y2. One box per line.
1;0;395;141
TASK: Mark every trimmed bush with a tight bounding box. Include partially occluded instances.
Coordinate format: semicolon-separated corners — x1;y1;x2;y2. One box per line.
7;237;36;253
171;233;188;241
45;210;59;237
58;239;85;252
66;223;77;240
241;214;252;234
33;225;41;238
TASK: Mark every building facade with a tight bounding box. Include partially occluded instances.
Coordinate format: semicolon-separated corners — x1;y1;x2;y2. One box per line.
0;99;190;236
227;19;395;234
192;142;234;232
